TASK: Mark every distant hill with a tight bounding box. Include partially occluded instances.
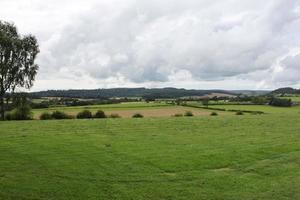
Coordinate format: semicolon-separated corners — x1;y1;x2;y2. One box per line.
230;90;270;96
270;87;300;95
29;88;235;99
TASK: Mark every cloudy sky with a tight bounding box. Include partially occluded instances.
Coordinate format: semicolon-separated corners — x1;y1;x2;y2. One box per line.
1;0;300;91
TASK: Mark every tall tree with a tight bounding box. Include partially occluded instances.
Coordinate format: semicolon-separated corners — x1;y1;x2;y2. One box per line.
0;21;39;120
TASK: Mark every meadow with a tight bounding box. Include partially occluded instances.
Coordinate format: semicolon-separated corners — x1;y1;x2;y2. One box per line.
207;104;300;114
185;101;300;114
280;96;300;102
0;113;299;200
1;102;300;199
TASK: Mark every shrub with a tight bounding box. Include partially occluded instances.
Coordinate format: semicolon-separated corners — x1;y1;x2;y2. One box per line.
184;111;194;117
210;112;218;116
51;111;71;119
236;111;244;115
269;98;292;107
4;112;13;121
173;113;183;117
10;106;33;120
109;113;121;118
132;113;144;118
40;112;52;120
77;110;93;119
94;110;106;118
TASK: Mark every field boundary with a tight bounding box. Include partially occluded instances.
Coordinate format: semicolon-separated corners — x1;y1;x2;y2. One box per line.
183;104;265;114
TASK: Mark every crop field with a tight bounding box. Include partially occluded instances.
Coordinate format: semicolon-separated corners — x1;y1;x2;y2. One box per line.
32;102;230;119
0;113;299;200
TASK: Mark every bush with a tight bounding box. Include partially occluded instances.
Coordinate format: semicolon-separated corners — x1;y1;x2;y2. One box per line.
109;113;121;118
269;98;292;107
51;111;72;119
4;112;13;121
184;111;194;117
40;112;52;120
94;110;106;118
210;112;218;116
77;110;93;119
173;113;183;117
10;106;33;120
236;111;244;115
132;113;144;118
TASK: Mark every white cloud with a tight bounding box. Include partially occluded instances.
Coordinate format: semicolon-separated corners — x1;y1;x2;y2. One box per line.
0;0;300;90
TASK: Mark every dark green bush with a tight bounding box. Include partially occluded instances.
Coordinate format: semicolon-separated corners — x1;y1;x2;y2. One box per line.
9;106;33;120
51;111;71;119
184;111;194;117
94;110;106;118
77;110;93;119
132;113;144;118
210;112;218;116
173;113;183;117
4;112;13;121
109;113;121;118
236;111;244;115
269;97;292;107
40;112;53;120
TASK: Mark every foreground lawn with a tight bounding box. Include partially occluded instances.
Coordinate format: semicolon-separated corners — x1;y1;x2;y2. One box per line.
0;115;299;199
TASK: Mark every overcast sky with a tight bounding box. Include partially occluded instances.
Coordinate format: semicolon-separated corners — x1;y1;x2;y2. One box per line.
1;0;300;91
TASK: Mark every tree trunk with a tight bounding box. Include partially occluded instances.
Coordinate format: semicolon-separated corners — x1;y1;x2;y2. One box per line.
0;94;4;120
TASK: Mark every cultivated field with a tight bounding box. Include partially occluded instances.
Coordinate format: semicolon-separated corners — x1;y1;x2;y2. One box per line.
32;102;230;119
0;113;299;200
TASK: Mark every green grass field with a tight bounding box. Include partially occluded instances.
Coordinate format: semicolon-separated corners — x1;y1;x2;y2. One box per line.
1;113;299;199
32;102;171;115
208;104;300;114
186;102;300;114
280;96;300;102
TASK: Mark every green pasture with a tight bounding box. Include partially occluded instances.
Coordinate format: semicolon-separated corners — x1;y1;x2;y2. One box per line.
208;104;300;114
187;101;300;114
0;114;299;199
32;102;172;117
280;96;300;102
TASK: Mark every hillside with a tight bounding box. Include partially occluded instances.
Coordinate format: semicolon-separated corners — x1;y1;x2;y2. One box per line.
271;87;300;95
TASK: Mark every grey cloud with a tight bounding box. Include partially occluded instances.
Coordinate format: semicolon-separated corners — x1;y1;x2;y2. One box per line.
39;0;300;85
1;0;299;89
273;53;300;84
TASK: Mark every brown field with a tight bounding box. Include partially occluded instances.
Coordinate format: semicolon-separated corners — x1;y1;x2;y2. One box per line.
34;106;227;119
105;107;216;118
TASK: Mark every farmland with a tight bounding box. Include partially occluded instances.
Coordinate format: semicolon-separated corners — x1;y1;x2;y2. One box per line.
206;104;300;114
0;112;300;200
32;102;229;119
280;96;300;103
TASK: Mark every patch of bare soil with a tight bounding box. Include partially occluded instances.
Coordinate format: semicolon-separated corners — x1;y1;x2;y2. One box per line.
105;107;213;118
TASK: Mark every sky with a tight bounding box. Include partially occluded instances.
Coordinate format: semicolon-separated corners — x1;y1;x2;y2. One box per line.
0;0;300;91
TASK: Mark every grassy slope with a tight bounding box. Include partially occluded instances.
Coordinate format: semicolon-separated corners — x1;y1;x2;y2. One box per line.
280;96;300;102
207;104;300;114
0;114;299;200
